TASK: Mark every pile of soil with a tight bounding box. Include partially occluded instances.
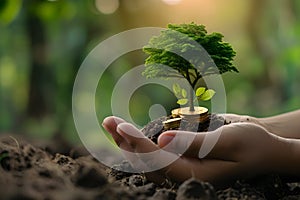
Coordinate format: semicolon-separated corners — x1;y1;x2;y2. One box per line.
1;115;300;200
142;114;226;144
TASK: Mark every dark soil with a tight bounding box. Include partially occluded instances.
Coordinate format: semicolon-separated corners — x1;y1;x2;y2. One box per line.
142;114;226;144
1;115;300;200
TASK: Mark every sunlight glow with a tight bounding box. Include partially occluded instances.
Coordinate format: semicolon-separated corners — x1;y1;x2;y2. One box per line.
95;0;119;14
162;0;182;5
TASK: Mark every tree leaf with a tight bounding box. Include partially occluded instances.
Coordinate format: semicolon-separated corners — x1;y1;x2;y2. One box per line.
177;98;188;105
195;87;206;96
172;83;181;95
199;89;215;101
181;88;187;98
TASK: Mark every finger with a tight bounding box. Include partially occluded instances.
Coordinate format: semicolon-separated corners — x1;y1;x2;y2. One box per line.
117;122;160;153
157;130;205;158
102;116;127;146
102;117;138;159
102;116;126;135
102;117;153;172
116;122;178;184
103;118;180;184
117;122;180;173
158;128;230;160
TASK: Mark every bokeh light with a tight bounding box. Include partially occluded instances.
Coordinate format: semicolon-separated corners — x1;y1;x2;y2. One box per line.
95;0;119;14
162;0;182;5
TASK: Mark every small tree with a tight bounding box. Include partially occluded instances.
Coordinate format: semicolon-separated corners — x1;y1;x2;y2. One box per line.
143;23;238;112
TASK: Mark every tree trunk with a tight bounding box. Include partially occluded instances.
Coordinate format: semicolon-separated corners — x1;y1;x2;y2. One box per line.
25;1;53;119
189;87;195;111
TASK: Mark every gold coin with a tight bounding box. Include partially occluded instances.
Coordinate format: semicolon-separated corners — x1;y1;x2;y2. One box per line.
163;118;181;129
171;106;209;123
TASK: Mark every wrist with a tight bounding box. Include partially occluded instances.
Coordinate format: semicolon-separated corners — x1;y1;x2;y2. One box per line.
272;138;300;176
288;139;300;175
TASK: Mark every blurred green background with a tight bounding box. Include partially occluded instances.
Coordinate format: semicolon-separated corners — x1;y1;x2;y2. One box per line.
1;0;300;143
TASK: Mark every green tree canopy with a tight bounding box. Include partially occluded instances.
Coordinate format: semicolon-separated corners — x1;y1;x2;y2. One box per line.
143;23;238;89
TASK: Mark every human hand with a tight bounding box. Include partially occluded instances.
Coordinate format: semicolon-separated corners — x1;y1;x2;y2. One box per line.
102;116;289;187
219;113;261;125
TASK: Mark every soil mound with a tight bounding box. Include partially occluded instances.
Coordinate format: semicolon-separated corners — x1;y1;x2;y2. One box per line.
0;130;300;199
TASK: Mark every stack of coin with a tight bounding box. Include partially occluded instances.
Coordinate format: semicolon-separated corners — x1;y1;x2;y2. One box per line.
171;107;209;124
181;113;209;124
162;118;182;130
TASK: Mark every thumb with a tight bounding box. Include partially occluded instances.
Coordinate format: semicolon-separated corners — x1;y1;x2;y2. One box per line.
158;129;223;159
158;131;201;157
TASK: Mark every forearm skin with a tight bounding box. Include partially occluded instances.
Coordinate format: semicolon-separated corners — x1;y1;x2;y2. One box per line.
256;110;300;139
272;137;300;177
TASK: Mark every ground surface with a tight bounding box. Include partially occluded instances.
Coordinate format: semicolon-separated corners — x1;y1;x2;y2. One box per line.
1;117;300;200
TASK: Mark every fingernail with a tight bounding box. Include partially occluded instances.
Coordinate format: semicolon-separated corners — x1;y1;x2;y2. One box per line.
117;123;145;139
116;123;127;134
102;116;124;127
158;134;175;147
102;116;110;126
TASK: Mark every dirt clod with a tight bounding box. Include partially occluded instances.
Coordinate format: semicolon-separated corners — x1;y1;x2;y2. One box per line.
176;178;217;200
73;165;107;188
150;189;176;200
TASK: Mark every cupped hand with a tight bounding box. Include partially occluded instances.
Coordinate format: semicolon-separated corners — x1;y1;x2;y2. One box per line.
102;116;287;186
219;113;262;125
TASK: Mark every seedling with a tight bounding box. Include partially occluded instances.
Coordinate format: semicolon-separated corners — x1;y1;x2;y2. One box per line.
143;23;238;120
172;83;215;106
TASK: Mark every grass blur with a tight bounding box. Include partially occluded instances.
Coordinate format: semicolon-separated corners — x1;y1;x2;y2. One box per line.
1;0;300;143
